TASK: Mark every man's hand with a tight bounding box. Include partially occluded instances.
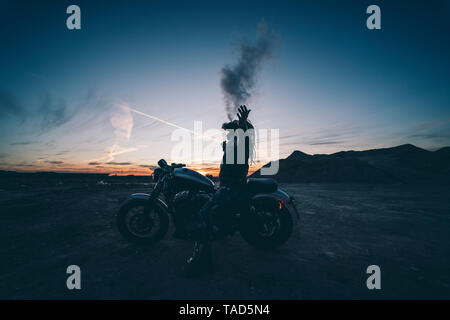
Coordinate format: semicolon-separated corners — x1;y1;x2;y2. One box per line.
237;105;251;124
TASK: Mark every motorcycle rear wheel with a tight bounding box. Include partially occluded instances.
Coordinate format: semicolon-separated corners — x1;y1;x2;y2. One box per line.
240;202;293;250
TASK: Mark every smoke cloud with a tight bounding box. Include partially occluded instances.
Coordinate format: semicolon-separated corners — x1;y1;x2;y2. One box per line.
220;20;277;120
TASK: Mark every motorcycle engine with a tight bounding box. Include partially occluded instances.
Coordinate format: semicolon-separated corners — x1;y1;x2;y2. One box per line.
172;190;211;239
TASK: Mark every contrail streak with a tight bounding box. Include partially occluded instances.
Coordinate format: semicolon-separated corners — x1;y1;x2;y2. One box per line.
121;104;222;142
124;105;197;135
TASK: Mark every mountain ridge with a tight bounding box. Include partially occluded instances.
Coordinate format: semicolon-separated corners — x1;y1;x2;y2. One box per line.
251;144;450;183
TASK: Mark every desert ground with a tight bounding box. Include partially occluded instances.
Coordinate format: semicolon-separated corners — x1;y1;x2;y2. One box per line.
1;178;449;299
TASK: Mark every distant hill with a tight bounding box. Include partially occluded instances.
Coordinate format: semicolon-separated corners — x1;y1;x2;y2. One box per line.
0;171;153;189
251;144;450;184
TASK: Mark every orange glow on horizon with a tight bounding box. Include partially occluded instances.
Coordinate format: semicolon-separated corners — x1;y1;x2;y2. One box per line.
1;163;260;177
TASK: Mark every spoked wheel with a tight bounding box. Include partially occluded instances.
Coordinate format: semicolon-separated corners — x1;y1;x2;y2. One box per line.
240;200;293;250
255;209;281;237
117;199;169;245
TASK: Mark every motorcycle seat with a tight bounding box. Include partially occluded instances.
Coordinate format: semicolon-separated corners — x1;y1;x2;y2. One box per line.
246;178;278;194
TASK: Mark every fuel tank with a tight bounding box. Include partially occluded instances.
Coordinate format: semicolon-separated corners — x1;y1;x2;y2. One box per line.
173;167;215;192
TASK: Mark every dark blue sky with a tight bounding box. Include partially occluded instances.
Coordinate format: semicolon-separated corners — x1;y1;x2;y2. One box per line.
1;0;449;173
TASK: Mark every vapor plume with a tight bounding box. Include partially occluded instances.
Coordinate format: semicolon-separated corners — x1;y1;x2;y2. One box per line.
220;20;277;120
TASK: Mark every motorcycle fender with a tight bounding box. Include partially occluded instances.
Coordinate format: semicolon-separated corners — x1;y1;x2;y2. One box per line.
251;189;299;220
129;193;169;211
130;193;150;200
251;189;290;203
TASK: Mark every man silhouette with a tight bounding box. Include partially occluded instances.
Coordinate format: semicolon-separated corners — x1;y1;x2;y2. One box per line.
183;105;254;277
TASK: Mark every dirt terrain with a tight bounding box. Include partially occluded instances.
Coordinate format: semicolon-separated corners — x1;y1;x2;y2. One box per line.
1;180;449;299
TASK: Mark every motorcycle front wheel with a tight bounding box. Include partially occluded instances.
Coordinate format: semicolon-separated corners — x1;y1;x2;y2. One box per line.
116;198;169;245
240;201;293;250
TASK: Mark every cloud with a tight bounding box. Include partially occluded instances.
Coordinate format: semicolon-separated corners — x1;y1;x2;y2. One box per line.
408;132;450;140
90;104;137;164
110;105;133;141
38;94;72;131
106;161;133;165
0;89;78;135
402;118;450;147
277;130;349;147
89;145;138;164
9;141;34;145
88;161;102;165
0;88;24;119
279;134;299;141
105;145;138;163
45;160;64;164
139;164;158;169
13;163;35;167
308;140;344;145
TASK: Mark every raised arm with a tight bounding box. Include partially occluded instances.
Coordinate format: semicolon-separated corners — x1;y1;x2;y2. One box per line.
237;105;252;130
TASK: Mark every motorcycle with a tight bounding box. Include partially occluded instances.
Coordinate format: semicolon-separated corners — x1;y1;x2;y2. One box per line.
117;159;299;250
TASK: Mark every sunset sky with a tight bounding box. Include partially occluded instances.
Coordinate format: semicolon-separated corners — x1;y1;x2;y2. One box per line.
1;0;449;175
